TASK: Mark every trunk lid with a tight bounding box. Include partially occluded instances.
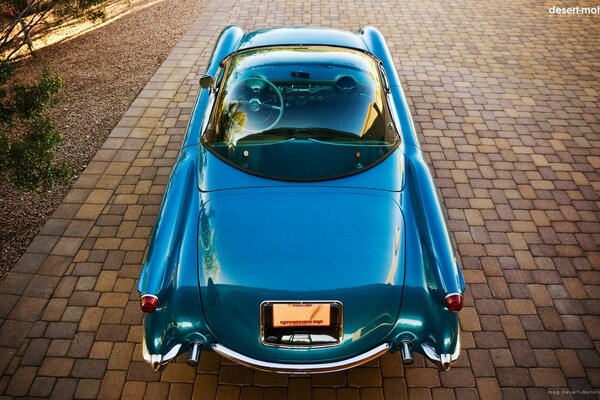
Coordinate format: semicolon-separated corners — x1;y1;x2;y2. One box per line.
198;187;405;361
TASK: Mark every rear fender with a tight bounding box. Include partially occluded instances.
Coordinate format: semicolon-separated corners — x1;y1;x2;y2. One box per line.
392;150;464;358
361;26;464;357
141;25;246;356
404;150;465;297
138;147;209;356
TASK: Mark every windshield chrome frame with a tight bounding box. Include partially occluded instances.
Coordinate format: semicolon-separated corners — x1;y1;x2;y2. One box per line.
200;45;402;182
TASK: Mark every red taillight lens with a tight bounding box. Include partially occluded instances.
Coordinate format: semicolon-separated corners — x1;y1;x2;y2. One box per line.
445;294;463;312
140;295;159;313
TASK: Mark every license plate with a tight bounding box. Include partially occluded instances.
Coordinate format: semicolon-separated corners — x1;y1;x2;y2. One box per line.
272;302;331;328
261;301;342;347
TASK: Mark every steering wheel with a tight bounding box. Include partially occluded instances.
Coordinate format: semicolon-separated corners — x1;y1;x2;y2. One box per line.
227;76;284;133
334;75;357;96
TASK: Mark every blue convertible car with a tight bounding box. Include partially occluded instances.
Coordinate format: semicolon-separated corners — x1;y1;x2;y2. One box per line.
138;26;465;373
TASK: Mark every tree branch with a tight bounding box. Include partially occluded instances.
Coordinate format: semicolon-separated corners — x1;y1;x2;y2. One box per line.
1;0;58;60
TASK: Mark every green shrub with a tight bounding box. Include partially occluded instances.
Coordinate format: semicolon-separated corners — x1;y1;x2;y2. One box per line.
0;0;106;190
13;68;62;117
0;63;72;190
0;60;15;85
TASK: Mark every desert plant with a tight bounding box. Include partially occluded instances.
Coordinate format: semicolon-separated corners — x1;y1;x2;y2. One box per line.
0;64;72;190
0;0;107;190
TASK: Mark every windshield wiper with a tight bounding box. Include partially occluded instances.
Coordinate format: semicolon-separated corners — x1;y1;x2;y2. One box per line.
255;127;298;137
237;127;363;144
235;128;295;143
259;127;358;139
301;128;362;142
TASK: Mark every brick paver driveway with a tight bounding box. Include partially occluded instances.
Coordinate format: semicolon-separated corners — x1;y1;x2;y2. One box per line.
1;0;599;399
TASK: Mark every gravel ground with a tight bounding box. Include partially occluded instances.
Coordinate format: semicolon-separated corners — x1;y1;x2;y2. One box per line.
0;0;207;281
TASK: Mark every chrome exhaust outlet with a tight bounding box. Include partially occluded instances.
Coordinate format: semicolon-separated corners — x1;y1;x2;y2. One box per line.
399;341;413;365
150;354;163;371
188;342;203;366
439;354;452;371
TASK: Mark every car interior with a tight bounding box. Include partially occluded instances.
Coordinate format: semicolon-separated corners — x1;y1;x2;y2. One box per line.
204;47;399;180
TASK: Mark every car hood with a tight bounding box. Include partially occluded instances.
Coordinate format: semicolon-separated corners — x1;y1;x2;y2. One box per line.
198;187;405;362
237;27;367;52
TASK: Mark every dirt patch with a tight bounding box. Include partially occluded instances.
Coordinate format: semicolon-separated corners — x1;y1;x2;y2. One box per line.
0;0;207;280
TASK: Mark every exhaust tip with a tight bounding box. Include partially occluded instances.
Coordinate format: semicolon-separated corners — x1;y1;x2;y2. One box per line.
399;341;413;365
187;342;203;366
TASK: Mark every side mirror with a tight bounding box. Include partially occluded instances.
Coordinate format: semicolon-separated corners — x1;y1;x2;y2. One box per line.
199;74;214;89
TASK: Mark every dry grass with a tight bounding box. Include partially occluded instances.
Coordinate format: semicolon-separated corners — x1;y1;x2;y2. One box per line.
0;0;207;280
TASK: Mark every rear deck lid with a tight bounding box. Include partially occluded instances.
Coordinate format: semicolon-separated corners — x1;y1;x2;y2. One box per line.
198;187;405;361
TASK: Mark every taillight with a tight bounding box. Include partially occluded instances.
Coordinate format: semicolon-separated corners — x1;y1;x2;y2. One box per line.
444;294;463;312
140;295;159;313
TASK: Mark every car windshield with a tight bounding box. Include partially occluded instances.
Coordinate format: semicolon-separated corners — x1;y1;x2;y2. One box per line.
202;46;400;181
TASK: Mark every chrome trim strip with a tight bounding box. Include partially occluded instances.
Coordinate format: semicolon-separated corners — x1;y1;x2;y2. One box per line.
212;342;391;374
140;294;159;300
163;343;182;362
142;336;151;363
444;292;463;299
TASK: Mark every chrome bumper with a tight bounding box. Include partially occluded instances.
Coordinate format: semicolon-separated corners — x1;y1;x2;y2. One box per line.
143;335;460;373
212;342;391;374
142;336;181;371
421;333;461;371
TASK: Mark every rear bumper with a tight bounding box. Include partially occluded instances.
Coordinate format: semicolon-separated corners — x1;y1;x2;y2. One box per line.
421;332;461;371
142;336;460;373
212;342;391;374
